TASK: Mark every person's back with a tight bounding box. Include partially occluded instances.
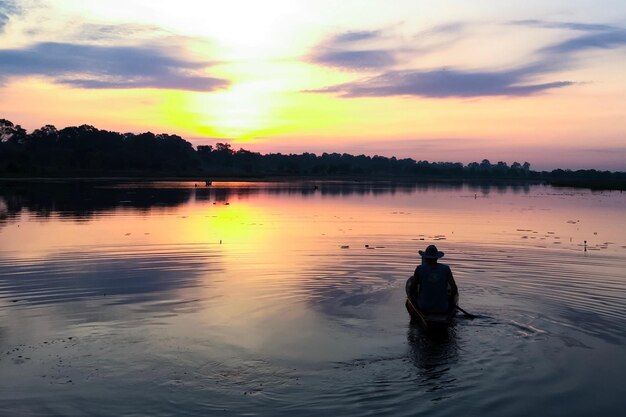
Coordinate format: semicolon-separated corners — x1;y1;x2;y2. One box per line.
414;262;453;313
406;245;458;314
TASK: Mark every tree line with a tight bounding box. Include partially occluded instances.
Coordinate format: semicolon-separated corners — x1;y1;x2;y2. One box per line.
0;119;624;189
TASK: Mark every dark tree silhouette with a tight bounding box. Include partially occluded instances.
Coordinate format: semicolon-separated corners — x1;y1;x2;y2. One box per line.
0;119;623;189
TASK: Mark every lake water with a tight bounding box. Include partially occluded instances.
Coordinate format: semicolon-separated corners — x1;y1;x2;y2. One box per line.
0;181;625;416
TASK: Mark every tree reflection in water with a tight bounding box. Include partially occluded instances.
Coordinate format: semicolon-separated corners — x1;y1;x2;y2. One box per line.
0;180;532;225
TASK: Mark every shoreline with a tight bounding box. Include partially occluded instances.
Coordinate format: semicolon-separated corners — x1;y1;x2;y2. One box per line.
0;175;623;191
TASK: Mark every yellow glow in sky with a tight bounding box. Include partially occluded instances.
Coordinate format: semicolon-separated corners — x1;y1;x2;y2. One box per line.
0;0;625;169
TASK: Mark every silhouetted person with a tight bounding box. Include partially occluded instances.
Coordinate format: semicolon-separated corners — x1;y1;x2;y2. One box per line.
406;245;458;313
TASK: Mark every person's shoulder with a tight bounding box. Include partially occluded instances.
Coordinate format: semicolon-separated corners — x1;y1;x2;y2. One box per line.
438;263;451;270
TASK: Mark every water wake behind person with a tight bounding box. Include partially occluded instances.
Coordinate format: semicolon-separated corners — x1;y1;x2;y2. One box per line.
406;245;459;326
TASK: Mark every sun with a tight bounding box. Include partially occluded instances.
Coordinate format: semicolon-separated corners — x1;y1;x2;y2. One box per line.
193;83;278;139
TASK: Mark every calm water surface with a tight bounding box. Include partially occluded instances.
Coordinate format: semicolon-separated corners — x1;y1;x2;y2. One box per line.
0;181;625;416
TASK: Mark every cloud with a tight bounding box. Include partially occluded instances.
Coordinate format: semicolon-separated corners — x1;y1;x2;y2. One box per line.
0;42;230;91
72;22;172;43
58;75;228;91
310;68;572;98
0;0;18;32
0;11;7;31
512;19;626;55
419;22;467;36
512;19;618;32
309;29;397;70
332;30;382;43
308;19;626;98
312;49;396;70
540;29;626;55
310;23;471;71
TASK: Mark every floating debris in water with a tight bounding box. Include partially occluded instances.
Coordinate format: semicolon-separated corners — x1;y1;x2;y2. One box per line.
340;245;349;249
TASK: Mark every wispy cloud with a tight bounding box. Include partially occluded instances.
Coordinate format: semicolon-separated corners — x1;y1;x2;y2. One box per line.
332;30;382;44
0;0;18;32
513;19;626;55
310;68;572;98
309;23;469;71
0;42;230;91
418;22;467;36
312;49;396;70
308;29;398;70
0;11;8;31
71;23;172;43
309;20;626;98
512;19;618;32
540;29;626;54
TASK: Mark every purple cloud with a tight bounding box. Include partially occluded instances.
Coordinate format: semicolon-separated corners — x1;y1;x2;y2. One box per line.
312;49;396;70
332;30;382;43
540;29;626;54
512;20;618;32
0;0;17;32
308;20;626;98
310;68;572;98
0;42;230;91
309;29;397;70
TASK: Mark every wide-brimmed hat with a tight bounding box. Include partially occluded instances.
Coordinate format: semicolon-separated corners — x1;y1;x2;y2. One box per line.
419;244;444;259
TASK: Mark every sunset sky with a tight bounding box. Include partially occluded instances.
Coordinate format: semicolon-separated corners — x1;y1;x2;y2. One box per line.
1;0;625;169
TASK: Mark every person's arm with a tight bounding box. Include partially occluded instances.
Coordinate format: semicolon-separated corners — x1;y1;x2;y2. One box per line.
447;266;459;296
406;267;420;298
405;276;413;297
